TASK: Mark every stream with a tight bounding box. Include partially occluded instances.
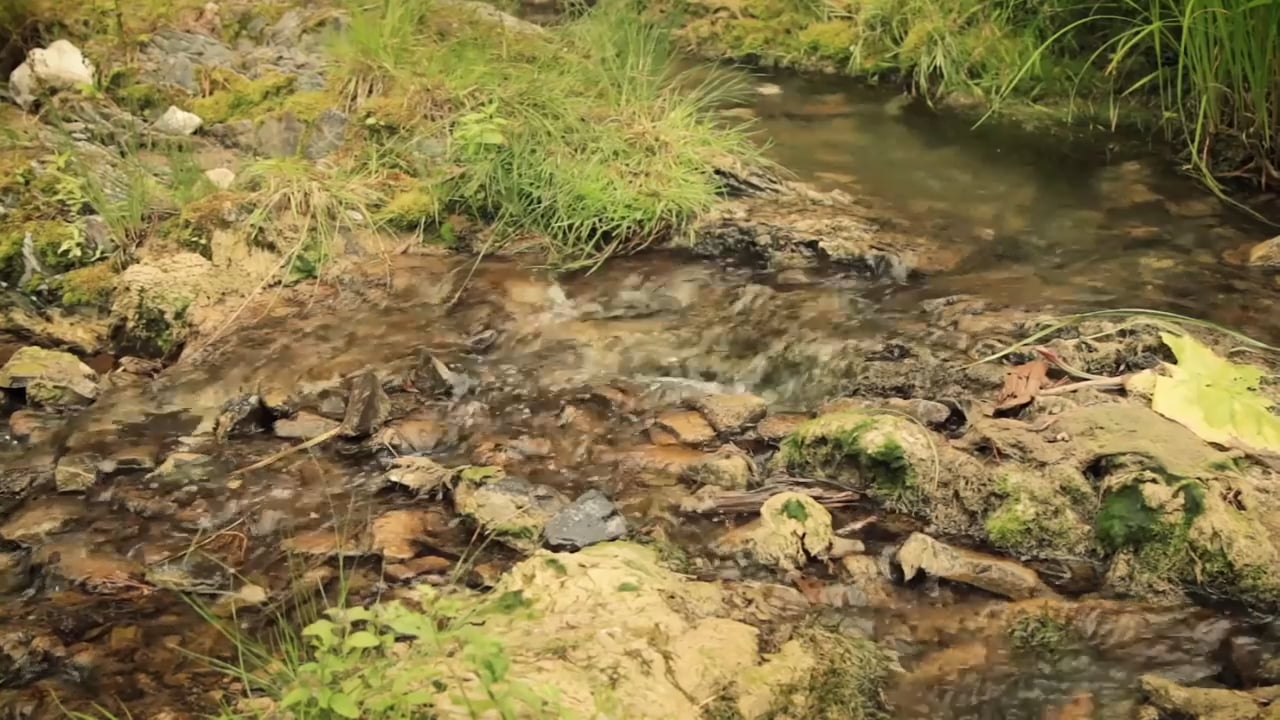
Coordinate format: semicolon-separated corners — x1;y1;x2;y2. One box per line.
2;69;1279;719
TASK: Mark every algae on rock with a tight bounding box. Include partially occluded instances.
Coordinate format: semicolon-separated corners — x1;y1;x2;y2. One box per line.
713;492;835;570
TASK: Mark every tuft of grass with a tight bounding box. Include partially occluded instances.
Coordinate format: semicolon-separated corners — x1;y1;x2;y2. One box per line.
325;0;764;270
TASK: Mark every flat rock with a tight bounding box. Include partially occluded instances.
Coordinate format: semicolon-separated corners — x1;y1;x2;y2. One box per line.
33;542;145;593
54;453;100;493
0;347;99;409
146;453;217;485
1248;235;1280;268
452;475;568;552
385;555;452;581
0;497;83;541
617;445;705;484
1139;674;1265;720
692;393;768;434
96;442;161;475
896;532;1048;600
6;409;60;443
204;167;235;190
654;410;716;445
370;510;438;561
273;412;339;440
283;529;370;558
544;489;629;551
373;413;450;453
755;413;808;442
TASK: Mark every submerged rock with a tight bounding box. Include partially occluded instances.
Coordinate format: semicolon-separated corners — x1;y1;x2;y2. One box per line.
382;456;454;496
146;452;217;485
0;347;99;409
896;532;1049;600
544;489;628;551
451;470;568;551
273;411;339;440
0;497;83;542
653;409;716;445
369;509;440;561
53;453;101;493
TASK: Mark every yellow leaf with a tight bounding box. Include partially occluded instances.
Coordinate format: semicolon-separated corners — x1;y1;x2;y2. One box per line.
1151;332;1280;456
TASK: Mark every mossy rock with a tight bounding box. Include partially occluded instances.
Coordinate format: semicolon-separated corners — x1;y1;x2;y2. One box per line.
984;466;1096;557
0;220;88;284
713;492;834;570
451;468;568;551
1096;468;1280;610
380;185;442;232
779;412;929;513
54;261;116;309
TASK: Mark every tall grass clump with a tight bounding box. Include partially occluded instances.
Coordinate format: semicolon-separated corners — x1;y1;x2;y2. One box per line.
995;0;1280;191
327;0;763;270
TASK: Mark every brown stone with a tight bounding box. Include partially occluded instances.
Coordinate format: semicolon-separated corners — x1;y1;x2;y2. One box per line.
374;413;449;453
273;412;340;440
54;453;101;493
897;532;1049;600
0;497;83;541
7;409;58;443
681;449;754;490
755;413;808;442
654;410;716;445
370;509;435;561
691;393;768;434
1248;235;1280;268
384;555;452;581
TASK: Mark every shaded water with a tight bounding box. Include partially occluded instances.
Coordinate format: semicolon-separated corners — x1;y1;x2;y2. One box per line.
3;74;1280;718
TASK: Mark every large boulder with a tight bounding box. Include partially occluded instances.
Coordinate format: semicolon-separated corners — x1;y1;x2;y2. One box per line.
0;346;99;409
8;40;96;109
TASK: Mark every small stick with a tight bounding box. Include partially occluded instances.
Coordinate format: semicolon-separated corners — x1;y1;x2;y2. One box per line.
835;515;878;536
229;427;342;477
1038;376;1128;395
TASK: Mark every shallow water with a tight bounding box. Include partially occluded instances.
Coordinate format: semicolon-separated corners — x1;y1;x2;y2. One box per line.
3;73;1280;718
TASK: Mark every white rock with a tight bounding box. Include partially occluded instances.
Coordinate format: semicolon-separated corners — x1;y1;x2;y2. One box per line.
153;106;203;136
203;168;235;190
8;40;96;109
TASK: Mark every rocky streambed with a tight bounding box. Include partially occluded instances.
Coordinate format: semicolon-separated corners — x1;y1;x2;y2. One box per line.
4;2;1280;719
3;249;1280;719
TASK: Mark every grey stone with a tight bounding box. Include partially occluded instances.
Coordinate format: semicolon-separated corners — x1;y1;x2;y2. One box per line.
153;105;203;135
253;113;304;157
544;489;628;551
159;55;197;90
304;109;347;159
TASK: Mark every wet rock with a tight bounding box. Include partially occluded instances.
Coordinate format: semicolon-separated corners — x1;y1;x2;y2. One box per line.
1247;235;1280;268
1139;674;1265;720
0;497;82;541
452;471;568;552
283;529;370;558
214;394;267;442
96;442;161;476
153;106;203;135
204;167;235;190
885;398;952;427
54;453;101;493
618;445;705;484
755;413;808;442
303;109;347;159
896;532;1048;600
145;452;217;485
6;410;59;444
370;510;438;561
0;627;65;687
34;542;146;593
693;392;768;434
1223;636;1280;688
544;489;629;551
339;371;390;438
384;555;452;581
373;412;450;453
681;447;755;490
273;412;339;440
382;456;454;496
838;554;896;607
0;550;31;593
0;347;98;409
8;40;96;109
713;492;834;570
653;410;716;445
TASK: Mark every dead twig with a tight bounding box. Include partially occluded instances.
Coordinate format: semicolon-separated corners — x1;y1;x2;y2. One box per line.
1038;376;1128;395
835;515;878;537
229;427;342;476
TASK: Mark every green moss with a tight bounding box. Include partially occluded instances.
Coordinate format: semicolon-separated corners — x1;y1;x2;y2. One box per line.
191;70;296;124
779;412;922;511
126;296;190;357
0;221;86;281
761;628;890;720
985;471;1094;556
379;186;441;231
0;227;24;286
1007;613;1077;656
279;90;336;123
55;261;116;308
797;20;857;62
1095;484;1165;552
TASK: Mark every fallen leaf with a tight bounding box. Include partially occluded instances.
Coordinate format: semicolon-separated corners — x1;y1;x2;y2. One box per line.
993;359;1050;412
1151;332;1280;456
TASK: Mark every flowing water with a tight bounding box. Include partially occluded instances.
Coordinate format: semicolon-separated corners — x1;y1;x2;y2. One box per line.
3;73;1280;718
